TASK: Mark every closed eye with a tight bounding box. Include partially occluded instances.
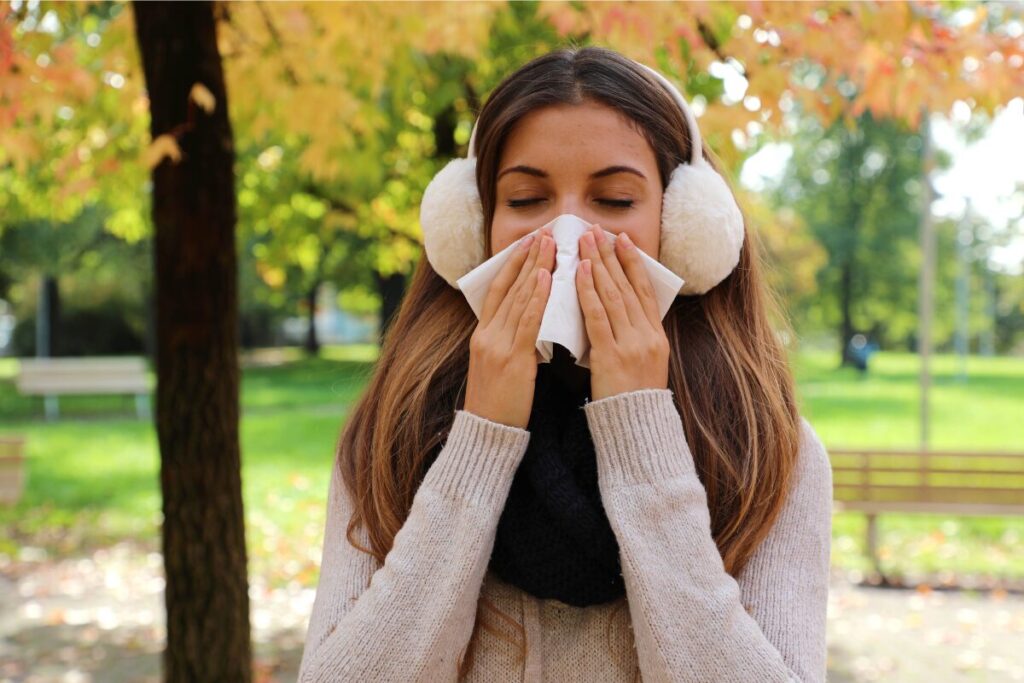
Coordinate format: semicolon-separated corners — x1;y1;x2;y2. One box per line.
506;198;634;209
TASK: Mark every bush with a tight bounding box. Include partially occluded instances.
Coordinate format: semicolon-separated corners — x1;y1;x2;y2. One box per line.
12;302;146;357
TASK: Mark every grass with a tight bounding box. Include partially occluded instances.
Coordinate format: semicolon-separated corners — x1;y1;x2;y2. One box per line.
0;346;377;586
791;349;1024;450
0;346;1022;587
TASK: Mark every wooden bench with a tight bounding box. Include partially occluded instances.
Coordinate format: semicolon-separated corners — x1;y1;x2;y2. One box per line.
829;447;1024;576
16;356;152;421
0;436;26;505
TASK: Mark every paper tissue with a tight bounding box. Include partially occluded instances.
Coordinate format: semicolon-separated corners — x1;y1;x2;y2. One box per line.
456;213;684;368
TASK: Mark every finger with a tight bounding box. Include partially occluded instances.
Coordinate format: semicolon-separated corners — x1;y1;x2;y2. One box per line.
496;232;553;332
612;230;661;329
578;228;631;341
479;231;535;325
480;226;549;326
513;263;551;357
588;225;645;328
576;257;615;354
493;230;544;331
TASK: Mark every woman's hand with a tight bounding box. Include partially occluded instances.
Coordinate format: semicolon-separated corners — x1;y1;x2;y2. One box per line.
576;223;670;401
465;227;556;430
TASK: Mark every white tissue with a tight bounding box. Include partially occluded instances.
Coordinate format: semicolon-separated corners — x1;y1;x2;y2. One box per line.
456;213;684;368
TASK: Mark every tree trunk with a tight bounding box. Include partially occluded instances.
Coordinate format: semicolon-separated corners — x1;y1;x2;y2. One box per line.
132;3;251;682
838;259;854;368
304;280;321;355
35;275;59;356
376;270;407;343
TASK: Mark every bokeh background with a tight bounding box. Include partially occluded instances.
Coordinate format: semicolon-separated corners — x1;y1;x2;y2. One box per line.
1;1;1022;681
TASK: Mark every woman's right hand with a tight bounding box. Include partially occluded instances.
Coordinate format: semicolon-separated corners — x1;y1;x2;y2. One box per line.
464;228;556;430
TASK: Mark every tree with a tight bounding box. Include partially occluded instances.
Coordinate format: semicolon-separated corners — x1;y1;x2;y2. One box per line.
1;3;150;356
0;204;116;355
215;2;516;346
547;2;1024;168
775;111;934;364
131;3;251;681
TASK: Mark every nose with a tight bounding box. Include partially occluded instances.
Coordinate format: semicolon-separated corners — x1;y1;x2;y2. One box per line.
552;196;598;228
535;200;604;254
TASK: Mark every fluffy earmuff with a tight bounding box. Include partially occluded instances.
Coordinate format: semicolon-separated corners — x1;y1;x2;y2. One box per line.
419;157;484;289
660;161;745;296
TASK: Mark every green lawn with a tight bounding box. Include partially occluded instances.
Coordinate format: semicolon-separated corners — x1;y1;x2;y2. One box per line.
0;346;1022;587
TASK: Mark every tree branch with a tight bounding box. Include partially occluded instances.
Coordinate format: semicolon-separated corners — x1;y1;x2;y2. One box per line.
256;2;300;87
696;17;753;79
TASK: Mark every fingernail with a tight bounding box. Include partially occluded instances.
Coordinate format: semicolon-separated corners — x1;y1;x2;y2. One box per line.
620;233;633;249
520;234;535;250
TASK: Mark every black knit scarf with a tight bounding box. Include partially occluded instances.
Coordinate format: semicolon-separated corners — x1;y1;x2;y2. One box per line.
486;359;626;607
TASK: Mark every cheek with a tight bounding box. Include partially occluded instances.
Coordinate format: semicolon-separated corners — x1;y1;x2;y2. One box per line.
488;216;524;257
622;203;661;260
490;212;546;256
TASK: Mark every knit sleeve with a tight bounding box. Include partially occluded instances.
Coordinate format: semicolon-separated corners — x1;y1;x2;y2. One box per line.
297;409;531;683
582;389;833;683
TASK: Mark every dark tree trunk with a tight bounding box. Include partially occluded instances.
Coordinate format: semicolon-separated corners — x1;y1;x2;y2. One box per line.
36;275;60;356
304;280;321;355
376;271;406;343
143;277;157;364
839;259;854;368
132;3;251;682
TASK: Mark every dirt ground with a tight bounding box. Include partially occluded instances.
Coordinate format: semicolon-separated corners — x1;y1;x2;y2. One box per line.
1;542;1022;682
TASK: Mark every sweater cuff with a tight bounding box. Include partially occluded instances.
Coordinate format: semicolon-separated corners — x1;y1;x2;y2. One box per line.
582;388;695;488
421;409;531;508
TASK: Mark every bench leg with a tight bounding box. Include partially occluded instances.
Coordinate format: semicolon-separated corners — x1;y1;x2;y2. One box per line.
44;395;59;422
135;394;152;420
865;513;885;578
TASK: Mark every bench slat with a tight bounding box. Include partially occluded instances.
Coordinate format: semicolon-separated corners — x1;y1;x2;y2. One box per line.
18;358;147;371
18;378;150;394
834;483;1024;495
830;448;1024;459
835;501;1024;515
833;466;1024;477
17;357;151;396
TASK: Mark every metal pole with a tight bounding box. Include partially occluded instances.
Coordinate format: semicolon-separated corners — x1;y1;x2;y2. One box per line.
955;198;971;382
917;109;935;452
981;267;995;356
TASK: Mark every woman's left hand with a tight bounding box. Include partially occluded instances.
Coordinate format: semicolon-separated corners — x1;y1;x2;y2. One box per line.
576;223;670;401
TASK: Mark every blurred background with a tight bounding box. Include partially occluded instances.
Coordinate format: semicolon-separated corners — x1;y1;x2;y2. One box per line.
0;1;1022;681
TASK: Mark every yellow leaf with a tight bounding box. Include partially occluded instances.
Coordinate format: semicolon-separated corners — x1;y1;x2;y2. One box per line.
189;82;217;114
144;134;182;169
257;263;286;288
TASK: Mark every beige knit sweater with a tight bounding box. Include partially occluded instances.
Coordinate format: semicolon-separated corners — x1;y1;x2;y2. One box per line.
298;388;833;682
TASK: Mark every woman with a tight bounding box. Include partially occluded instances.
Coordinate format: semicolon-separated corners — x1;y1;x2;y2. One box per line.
298;45;833;682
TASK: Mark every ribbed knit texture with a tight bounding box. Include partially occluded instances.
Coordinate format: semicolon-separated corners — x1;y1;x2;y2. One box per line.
298;389;833;682
489;361;626;607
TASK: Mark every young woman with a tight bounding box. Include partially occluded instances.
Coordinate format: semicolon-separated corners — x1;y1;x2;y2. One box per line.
298;45;833;682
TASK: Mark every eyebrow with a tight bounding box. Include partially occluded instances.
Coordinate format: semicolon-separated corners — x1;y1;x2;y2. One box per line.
496;164;647;182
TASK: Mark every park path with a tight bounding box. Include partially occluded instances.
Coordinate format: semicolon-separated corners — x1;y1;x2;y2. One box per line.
1;542;1022;682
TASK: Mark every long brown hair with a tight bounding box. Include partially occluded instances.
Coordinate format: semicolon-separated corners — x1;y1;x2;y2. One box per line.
334;45;801;680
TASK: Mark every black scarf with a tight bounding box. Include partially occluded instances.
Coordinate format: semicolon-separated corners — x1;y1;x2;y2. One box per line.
485;359;626;607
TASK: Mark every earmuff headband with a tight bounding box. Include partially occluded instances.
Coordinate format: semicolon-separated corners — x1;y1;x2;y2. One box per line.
466;59;703;167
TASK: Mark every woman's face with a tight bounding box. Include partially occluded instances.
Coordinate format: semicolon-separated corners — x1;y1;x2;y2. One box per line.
490;99;663;259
